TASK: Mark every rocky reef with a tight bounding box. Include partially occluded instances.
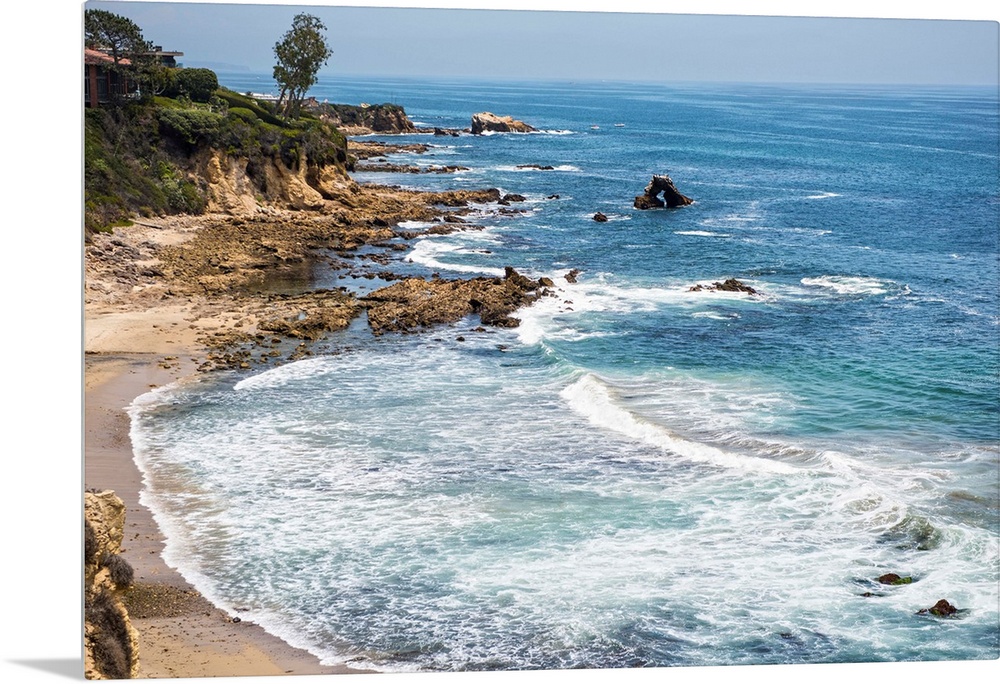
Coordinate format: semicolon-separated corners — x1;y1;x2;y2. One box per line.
363;267;550;334
85;491;140;680
634;174;694;210
470;112;537;135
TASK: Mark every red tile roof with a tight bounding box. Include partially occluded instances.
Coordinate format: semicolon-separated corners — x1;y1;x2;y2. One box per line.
85;48;131;66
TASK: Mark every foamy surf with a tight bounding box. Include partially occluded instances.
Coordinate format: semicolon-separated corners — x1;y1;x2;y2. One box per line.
407;236;507;277
675;230;731;237
801;275;894;296
561;374;800;475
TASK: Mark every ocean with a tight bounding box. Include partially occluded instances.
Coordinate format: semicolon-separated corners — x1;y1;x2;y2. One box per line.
128;75;999;671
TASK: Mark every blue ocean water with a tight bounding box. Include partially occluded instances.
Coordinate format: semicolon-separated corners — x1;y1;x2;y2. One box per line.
129;76;999;671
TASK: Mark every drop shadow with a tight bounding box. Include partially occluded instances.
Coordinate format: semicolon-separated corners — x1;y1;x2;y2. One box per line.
7;658;81;680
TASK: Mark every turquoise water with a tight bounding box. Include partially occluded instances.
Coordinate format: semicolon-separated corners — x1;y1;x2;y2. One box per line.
129;77;999;671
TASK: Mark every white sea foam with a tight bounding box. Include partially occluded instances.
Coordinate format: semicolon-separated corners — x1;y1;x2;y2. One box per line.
805;191;842;199
516;277;766;345
495;164;581;172
561;374;799;475
407;238;507;277
801;275;893;296
675;230;731;237
691;311;738;320
395;220;437;230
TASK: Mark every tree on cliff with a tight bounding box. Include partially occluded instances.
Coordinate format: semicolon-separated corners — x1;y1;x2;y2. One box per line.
84;9;157;103
272;13;333;119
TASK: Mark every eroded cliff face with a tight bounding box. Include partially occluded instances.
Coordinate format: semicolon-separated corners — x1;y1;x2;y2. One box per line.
192;148;357;216
84;491;140;680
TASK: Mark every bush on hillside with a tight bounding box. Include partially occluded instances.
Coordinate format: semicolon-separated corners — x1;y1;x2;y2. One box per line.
175;68;219;102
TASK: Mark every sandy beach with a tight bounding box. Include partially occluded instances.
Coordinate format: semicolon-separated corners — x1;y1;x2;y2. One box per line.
82;211;375;677
84;348;363;678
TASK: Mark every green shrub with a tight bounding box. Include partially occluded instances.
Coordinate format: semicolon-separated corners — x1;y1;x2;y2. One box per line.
175;68;219;102
228;107;259;124
157;107;224;148
216;89;286;126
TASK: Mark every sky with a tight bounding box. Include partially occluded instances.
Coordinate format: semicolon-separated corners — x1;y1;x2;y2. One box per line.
83;0;1000;85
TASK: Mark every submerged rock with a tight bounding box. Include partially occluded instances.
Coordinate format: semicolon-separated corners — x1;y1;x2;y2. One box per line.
471;112;537;135
877;573;914;585
634;173;694;210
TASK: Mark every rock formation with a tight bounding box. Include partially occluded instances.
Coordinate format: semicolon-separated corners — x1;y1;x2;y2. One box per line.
362;267;547;333
470;112;537;135
633;174;694;210
307;101;417;135
593;212;608;222
688;278;758;295
85;491;141;680
918;599;958;617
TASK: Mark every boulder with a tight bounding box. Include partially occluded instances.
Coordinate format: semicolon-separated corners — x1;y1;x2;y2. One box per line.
634;173;694;210
471;112;537;135
918;599;958;617
877;573;913;586
593;212;609;222
564;269;582;284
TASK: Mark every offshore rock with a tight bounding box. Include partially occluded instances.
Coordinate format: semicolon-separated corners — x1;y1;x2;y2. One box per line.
878;573;913;586
633;173;694;210
471;112;537;135
593;212;609;222
688;278;758;295
918;599;958;617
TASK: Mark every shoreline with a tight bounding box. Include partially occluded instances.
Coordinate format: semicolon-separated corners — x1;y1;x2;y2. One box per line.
84;349;367;677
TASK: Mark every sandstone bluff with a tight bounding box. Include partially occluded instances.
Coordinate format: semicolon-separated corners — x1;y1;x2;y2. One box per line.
470;112;537;135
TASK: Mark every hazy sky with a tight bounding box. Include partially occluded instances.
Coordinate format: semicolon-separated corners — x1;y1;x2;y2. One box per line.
84;0;999;85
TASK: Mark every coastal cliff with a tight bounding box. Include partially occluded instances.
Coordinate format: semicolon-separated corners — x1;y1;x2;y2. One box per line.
84;491;140;680
305;100;417;135
84;89;351;233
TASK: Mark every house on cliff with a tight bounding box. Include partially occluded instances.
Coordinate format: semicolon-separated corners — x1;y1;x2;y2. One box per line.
84;45;184;107
84;48;131;107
